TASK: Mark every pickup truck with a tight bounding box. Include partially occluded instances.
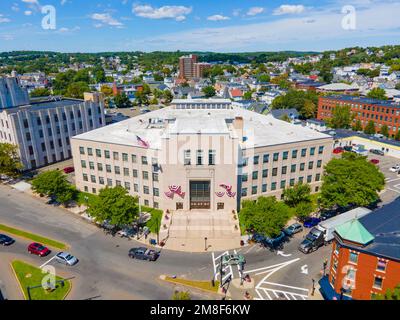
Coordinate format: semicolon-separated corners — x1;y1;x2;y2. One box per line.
128;247;160;261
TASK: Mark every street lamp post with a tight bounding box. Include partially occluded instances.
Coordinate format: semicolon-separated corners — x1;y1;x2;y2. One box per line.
311;278;315;296
204;237;208;251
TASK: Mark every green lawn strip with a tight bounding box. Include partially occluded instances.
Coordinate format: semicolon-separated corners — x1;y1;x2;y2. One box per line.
164;276;220;293
11;260;71;300
0;224;67;250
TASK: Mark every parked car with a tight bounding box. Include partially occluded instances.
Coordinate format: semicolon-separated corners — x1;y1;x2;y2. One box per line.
370;149;384;156
46;197;60;206
343;146;353;152
63;167;75;174
298;228;325;254
262;231;287;249
56;252;78;266
320;210;337;221
28;243;51;257
284;223;303;236
117;227;136;238
303;217;321;228
221;254;246;266
370;159;380;165
389;165;400;172
0;234;15;246
128;247;160;261
333;147;344;154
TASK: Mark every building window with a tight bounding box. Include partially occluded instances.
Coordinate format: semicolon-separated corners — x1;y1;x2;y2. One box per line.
373;277;383;290
116;180;122;187
282;166;287;175
317;160;322;168
316;174;321;182
154;202;159;209
132;169;138;178
252;186;257;195
283;151;288;160
184;150;191;165
152;173;159;182
96;149;101;157
99;177;105;185
122;153;128;162
308;161;314;170
91;175;96;183
253;155;259;165
143;171;149;180
280;180;286;189
307;175;312;183
310;147;316;156
89;162;95;170
113;152;119;161
131;154;137;163
291;164;296;173
217;203;224;210
272;168;278;176
290;179;295;187
97;163;103;171
81;160;86;168
292;150;298;159
79;147;85;155
263;154;269;163
123;168;129;176
349;252;359;264
107;179;113;187
83;174;88;182
242;174;248;182
271;182;277;191
301;148;307;157
241;188;247;197
252;171;258;180
319;146;324;154
377;260;387;272
144;186;150;194
300;163;305;171
196;150;203;165
106;165;111;173
209;150;216;165
105;150;110;159
142;156;148;165
273;153;279;161
153;188;159;197
114;166;121;175
124;182;131;190
87;148;93;156
262;184;267;192
262;169;268;178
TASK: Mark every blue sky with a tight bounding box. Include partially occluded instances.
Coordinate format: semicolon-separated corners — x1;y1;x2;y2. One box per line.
0;0;400;52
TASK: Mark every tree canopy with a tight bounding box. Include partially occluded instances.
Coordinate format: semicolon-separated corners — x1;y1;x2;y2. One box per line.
114;92;132;108
0;143;22;178
320;153;385;209
328;105;353;129
240;196;293;238
271;89;319;119
87;186;139;227
202;86;216;98
283;183;314;220
367;87;387;100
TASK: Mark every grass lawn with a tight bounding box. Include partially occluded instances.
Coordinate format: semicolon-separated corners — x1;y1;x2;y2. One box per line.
0;224;67;250
164;277;220;293
76;191;98;206
11;260;71;300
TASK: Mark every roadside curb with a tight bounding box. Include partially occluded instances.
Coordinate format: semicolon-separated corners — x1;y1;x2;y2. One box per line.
9;261;26;300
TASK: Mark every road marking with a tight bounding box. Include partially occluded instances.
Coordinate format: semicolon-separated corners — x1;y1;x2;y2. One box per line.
387;187;400;194
277;250;292;257
246;258;300;275
301;264;308;275
261;281;309;292
39;255;57;269
243;245;256;254
211;251;235;282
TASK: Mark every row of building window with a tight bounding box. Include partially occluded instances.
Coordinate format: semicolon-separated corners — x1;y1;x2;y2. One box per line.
321;103;399;115
243;146;325;166
242;161;322;181
241;174;321;196
79;147;157;165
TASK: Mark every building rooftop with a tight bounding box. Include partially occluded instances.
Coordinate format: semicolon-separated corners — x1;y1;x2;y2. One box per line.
3;97;85;114
321;94;400;108
335;219;374;245
317;83;359;91
73;106;332;150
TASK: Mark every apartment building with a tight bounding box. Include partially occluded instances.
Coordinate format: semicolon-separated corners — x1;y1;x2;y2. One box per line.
71;100;332;211
0;88;106;170
320;199;400;300
178;54;211;80
318;95;400;137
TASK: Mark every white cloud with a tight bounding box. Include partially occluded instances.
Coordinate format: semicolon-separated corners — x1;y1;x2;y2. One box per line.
11;3;20;12
247;7;265;16
132;4;192;21
21;0;39;4
207;14;230;21
57;26;80;33
273;5;305;15
232;9;241;17
91;13;123;27
0;15;11;23
61;0;68;5
1;34;14;41
24;10;33;16
130;1;400;51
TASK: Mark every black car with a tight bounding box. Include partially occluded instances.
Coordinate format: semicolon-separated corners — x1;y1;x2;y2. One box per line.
320;210;337;221
129;247;160;261
370;149;384;156
0;234;15;246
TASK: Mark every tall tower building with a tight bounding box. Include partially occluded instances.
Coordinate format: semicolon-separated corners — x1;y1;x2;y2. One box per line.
179;54;198;80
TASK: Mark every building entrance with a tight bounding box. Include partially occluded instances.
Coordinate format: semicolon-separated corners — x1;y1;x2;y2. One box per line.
190;181;211;209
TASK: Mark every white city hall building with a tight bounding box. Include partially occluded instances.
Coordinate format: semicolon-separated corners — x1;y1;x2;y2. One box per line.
71;100;333;213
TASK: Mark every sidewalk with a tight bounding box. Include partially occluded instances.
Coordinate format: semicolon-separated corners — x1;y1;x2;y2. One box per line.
0;254;25;300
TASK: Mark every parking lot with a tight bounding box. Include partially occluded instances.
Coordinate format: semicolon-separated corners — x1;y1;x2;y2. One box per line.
366;153;400;205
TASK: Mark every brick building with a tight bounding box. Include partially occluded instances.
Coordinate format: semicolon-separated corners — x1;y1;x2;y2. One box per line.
320;199;400;300
318;95;400;137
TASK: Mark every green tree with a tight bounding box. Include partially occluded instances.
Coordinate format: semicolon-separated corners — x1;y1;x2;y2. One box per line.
352;119;363;132
240;196;293;238
86;186;138;227
367;87;387;100
373;284;400;300
65;82;90;99
31;170;76;205
280;114;291;123
202;86;216;98
93;66;106;83
380;124;389;137
163;90;173;104
364;120;376;135
0;143;22;178
283;183;312;208
320;153;385;209
100;85;113;97
114;93;132;108
257;74;271;83
30;88;51;97
243;91;253;100
328;105;353;129
301;100;317;119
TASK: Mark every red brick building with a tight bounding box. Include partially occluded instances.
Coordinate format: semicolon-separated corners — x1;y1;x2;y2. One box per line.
320;199;400;300
317;95;400;137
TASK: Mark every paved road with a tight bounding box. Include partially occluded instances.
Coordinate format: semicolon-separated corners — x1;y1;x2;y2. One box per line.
0;185;330;300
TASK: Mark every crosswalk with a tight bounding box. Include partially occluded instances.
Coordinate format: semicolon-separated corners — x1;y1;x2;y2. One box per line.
255;281;309;300
211;250;242;283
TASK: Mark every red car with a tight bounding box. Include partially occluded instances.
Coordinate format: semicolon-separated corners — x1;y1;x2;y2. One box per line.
333;147;344;154
370;159;380;165
63;167;74;174
28;243;51;257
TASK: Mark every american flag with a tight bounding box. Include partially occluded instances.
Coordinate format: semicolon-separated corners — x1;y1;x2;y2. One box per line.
136;135;150;149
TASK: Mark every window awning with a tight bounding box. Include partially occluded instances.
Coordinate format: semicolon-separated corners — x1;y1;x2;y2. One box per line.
319;276;353;301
